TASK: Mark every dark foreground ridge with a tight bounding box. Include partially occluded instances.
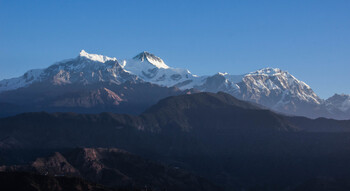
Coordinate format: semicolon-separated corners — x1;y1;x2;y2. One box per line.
0;171;124;191
1;148;218;191
1;92;350;190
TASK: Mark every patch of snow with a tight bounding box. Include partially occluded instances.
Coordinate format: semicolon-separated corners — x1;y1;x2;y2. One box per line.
79;50;117;63
247;67;283;76
0;51;331;113
0;69;44;92
132;51;169;69
122;51;199;88
340;97;350;111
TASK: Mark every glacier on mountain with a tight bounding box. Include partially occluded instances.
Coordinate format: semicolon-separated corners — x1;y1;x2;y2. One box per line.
0;69;44;92
0;50;348;119
121;51;204;88
79;50;117;63
0;50;138;90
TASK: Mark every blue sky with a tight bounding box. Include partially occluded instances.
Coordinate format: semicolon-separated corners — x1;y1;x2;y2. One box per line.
0;0;349;98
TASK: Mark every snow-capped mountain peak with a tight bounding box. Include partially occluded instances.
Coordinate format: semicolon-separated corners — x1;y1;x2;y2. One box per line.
0;69;44;92
44;50;137;85
1;51;349;119
218;72;229;76
132;51;169;69
0;50;137;91
326;94;350;112
79;50;117;63
121;52;197;88
247;67;284;76
229;67;322;110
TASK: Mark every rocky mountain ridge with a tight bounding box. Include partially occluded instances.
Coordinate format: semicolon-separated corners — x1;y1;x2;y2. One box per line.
0;50;348;119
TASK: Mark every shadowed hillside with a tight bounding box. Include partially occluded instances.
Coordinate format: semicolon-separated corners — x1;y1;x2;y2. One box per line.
1;92;350;190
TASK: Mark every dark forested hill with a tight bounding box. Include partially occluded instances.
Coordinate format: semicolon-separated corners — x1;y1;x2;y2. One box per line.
1;92;350;190
0;148;219;191
0;171;121;191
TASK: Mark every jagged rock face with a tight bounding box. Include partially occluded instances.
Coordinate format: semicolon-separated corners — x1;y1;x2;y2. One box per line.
237;68;321;106
326;94;350;112
0;50;348;119
0;51;190;116
0;51;140;92
122;51;197;88
132;51;169;69
191;69;325;118
46;58;137;86
324;94;350;119
0;148;220;191
32;152;79;176
233;69;324;117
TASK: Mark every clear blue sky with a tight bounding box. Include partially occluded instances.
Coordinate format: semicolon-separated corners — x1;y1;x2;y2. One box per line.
1;0;349;98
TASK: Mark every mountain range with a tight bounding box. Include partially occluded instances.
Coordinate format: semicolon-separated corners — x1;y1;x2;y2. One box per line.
1;92;350;190
0;50;349;119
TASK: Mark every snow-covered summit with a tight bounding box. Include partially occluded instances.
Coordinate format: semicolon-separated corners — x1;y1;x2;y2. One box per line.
132;51;169;69
79;50;117;63
247;68;311;89
240;67;321;105
247;67;283;76
0;69;44;92
44;50;136;85
192;67;322;110
218;72;229;76
0;50;137;90
121;52;197;87
326;94;350;112
1;50;349;119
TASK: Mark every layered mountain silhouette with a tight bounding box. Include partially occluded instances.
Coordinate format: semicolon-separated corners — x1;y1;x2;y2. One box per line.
0;50;349;119
0;50;193;117
0;92;301;149
1;92;350;190
0;81;187;117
